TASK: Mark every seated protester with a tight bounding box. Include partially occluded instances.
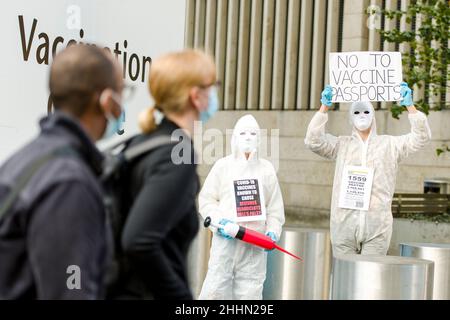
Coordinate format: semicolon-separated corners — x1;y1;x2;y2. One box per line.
0;45;125;299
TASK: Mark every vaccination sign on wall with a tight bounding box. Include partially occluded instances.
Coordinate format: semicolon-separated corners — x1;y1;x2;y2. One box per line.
330;51;403;103
0;0;186;163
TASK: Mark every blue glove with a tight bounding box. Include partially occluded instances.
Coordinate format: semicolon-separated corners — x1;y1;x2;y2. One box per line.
320;85;333;107
400;82;413;107
217;218;233;240
265;232;278;252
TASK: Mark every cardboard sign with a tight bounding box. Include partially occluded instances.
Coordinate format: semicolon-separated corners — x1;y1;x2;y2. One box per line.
329;51;403;103
233;178;267;222
338;165;374;211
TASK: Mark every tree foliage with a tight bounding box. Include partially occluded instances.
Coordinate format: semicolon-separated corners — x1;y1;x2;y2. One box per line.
370;0;449;118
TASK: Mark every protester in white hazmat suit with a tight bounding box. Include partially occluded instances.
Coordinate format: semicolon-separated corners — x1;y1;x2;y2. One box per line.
304;83;431;255
198;114;285;300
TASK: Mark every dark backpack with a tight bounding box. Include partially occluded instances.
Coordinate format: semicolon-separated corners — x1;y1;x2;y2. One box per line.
100;134;175;295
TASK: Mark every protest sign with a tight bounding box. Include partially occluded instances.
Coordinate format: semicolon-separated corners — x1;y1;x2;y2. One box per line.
232;178;266;222
338;165;374;211
329;51;403;103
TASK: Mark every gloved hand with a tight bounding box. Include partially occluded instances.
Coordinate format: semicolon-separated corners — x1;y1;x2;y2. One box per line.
265;231;278;252
217;218;233;240
400;82;413;107
320;85;333;107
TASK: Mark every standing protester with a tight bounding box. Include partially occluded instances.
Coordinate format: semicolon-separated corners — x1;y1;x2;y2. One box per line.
304;83;431;255
198;114;285;300
0;45;124;299
112;50;218;299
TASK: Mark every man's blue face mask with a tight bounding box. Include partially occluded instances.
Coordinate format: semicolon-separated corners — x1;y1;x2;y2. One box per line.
200;87;219;123
99;93;126;141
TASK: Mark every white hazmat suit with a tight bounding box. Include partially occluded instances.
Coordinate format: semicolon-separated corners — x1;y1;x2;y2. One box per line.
305;102;431;255
198;114;285;300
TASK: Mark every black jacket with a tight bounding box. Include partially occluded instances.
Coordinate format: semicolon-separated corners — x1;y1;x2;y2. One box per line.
117;117;199;300
0;112;108;299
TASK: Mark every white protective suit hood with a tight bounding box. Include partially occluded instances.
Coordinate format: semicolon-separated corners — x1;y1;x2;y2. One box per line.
349;101;377;138
231;114;261;160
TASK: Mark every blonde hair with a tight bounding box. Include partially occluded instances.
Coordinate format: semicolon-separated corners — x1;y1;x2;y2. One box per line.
139;49;216;133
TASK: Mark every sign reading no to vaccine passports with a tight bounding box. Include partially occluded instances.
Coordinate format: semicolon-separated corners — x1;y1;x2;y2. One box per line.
330;51;403;103
0;0;186;164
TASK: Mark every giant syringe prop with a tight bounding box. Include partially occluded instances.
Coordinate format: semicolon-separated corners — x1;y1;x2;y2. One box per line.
204;216;302;261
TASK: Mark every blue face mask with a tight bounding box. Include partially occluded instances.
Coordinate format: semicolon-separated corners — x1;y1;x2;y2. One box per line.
100;108;125;141
200;87;219;122
117;108;126;135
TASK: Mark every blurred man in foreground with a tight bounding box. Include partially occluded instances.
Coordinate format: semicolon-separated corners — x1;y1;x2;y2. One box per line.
0;44;124;299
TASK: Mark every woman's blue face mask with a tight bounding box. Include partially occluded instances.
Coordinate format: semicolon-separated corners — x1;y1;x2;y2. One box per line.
200;87;219;123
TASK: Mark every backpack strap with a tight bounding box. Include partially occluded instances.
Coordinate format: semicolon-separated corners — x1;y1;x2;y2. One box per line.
101;135;175;182
123;135;174;162
0;146;78;221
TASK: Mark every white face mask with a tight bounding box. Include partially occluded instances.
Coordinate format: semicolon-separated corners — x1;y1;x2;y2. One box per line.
351;103;373;131
236;129;258;154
